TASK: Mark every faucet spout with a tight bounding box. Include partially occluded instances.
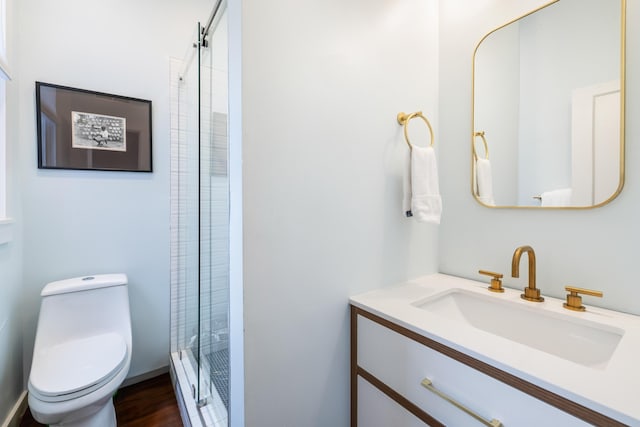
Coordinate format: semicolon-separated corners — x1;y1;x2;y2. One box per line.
511;245;544;302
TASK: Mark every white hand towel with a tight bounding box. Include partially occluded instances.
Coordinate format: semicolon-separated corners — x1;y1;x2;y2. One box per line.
540;188;572;207
410;146;442;224
476;158;495;206
402;150;413;217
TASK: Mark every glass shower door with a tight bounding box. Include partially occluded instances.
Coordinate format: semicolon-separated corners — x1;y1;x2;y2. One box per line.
172;6;229;425
198;8;230;424
174;21;202;404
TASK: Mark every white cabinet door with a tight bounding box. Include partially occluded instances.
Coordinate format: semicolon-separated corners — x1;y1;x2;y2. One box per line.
357;314;590;427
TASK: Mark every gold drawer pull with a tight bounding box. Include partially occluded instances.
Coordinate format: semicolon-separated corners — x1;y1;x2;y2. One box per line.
421;378;503;427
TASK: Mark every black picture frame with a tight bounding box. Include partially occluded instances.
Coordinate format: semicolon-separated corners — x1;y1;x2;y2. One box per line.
36;82;153;172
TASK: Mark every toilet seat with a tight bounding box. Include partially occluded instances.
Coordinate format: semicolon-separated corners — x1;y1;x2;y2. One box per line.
30;332;127;402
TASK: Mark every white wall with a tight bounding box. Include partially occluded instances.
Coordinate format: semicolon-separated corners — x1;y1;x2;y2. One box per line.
439;0;640;314
17;0;212;381
242;0;439;425
0;0;23;421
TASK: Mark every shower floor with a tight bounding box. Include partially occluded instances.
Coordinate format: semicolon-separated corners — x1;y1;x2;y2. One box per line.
205;348;229;411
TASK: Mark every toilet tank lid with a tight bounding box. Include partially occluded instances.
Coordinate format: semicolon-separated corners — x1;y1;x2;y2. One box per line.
41;274;128;297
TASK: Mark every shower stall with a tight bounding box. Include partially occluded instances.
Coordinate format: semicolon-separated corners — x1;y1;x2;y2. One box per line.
170;1;231;426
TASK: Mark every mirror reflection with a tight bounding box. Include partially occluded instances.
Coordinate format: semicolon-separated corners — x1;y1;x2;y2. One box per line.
472;0;625;208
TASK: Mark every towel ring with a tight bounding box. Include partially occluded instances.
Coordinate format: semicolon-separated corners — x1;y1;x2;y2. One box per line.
397;111;434;150
473;131;489;161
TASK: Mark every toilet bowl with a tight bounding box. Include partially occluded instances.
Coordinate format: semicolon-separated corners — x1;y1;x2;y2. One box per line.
28;274;132;427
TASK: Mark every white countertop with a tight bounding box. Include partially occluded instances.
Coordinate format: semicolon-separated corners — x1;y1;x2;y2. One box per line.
350;273;640;425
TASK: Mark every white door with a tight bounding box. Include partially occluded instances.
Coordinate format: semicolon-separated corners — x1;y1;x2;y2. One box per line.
571;80;621;206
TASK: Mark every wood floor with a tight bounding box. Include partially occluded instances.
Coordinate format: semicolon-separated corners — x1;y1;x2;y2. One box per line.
20;373;183;427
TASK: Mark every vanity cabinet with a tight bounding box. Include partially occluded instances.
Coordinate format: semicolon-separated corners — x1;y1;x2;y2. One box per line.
351;305;625;427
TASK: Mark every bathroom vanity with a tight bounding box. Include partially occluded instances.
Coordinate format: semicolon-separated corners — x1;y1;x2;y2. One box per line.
350;274;639;426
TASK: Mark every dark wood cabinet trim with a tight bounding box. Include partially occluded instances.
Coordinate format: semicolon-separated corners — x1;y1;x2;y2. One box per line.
351;305;358;427
351;304;628;427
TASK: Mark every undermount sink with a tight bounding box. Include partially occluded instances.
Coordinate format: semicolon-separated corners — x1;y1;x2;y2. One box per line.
414;289;624;369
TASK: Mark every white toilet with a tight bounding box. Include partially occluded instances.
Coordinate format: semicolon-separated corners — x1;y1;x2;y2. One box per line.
28;274;132;427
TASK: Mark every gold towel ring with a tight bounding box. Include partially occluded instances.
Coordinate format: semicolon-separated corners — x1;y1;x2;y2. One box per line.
473;131;489;161
397;111;434;150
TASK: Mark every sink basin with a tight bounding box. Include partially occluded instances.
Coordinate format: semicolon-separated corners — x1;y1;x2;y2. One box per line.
414;289;623;369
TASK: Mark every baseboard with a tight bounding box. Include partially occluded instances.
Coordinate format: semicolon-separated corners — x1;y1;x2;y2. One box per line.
121;365;169;388
1;391;28;427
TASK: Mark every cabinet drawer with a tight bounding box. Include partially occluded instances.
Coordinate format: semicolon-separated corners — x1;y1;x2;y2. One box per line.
358;376;429;427
357;313;589;427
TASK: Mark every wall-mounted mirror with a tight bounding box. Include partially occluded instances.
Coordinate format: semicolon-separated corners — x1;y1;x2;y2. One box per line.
472;0;625;208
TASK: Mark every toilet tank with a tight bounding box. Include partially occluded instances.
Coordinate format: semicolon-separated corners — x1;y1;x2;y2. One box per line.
34;274;131;351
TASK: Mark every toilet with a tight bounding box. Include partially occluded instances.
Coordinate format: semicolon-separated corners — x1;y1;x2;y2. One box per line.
28;274;132;427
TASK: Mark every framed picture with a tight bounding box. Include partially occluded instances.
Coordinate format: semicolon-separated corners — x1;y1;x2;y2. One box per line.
36;82;152;172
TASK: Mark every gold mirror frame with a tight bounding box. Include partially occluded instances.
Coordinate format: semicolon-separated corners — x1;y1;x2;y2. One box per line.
471;0;626;209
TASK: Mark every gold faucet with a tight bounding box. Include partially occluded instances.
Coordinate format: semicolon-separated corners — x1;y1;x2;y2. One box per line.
511;245;544;302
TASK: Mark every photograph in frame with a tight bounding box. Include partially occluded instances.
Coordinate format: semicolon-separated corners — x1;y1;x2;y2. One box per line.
36;82;152;172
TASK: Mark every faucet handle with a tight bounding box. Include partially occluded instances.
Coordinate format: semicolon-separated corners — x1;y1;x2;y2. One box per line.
479;270;504;293
563;286;603;312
